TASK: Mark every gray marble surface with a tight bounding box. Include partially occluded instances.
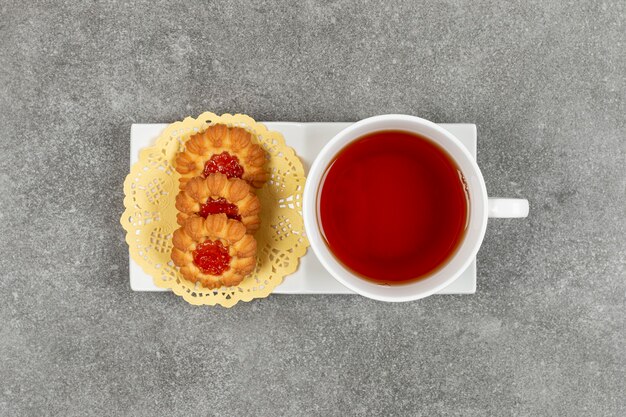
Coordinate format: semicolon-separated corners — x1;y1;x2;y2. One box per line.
1;1;624;416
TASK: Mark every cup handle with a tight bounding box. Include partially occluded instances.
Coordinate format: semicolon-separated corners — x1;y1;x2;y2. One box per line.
488;198;529;218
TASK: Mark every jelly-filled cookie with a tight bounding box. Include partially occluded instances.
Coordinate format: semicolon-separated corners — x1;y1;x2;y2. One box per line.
171;214;257;289
175;173;261;232
175;124;268;189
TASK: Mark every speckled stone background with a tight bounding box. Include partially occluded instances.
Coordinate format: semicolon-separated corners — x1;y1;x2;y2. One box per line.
1;1;624;416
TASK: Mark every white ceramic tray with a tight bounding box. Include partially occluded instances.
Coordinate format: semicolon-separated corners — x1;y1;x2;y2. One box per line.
129;122;477;294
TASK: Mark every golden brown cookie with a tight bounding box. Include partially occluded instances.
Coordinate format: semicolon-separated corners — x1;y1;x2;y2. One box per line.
171;214;257;289
175;173;261;232
175;124;268;189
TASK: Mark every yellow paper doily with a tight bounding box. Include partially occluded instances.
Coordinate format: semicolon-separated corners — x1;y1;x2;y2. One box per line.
121;112;308;307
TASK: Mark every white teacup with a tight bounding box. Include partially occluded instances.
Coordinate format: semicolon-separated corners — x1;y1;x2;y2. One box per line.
303;114;529;302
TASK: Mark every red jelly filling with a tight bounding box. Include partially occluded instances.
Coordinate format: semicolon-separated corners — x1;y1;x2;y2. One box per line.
198;197;242;221
192;240;231;275
203;152;244;179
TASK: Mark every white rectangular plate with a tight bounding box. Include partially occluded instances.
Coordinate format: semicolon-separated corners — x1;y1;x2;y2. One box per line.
129;122;477;294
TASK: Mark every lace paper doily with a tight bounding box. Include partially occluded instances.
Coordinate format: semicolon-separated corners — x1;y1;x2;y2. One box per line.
121;113;308;307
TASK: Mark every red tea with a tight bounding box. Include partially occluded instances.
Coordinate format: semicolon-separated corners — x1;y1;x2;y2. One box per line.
319;130;469;285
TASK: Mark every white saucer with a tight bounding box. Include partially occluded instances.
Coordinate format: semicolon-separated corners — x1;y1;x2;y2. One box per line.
129;122;477;295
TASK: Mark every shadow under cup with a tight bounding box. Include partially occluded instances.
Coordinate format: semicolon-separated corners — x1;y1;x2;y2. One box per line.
316;129;471;286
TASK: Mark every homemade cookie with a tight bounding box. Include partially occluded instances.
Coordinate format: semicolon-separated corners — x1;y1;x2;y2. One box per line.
175;124;268;189
175;173;261;232
171;214;257;289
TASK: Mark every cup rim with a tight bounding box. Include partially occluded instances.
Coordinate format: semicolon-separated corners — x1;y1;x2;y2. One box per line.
302;114;489;302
